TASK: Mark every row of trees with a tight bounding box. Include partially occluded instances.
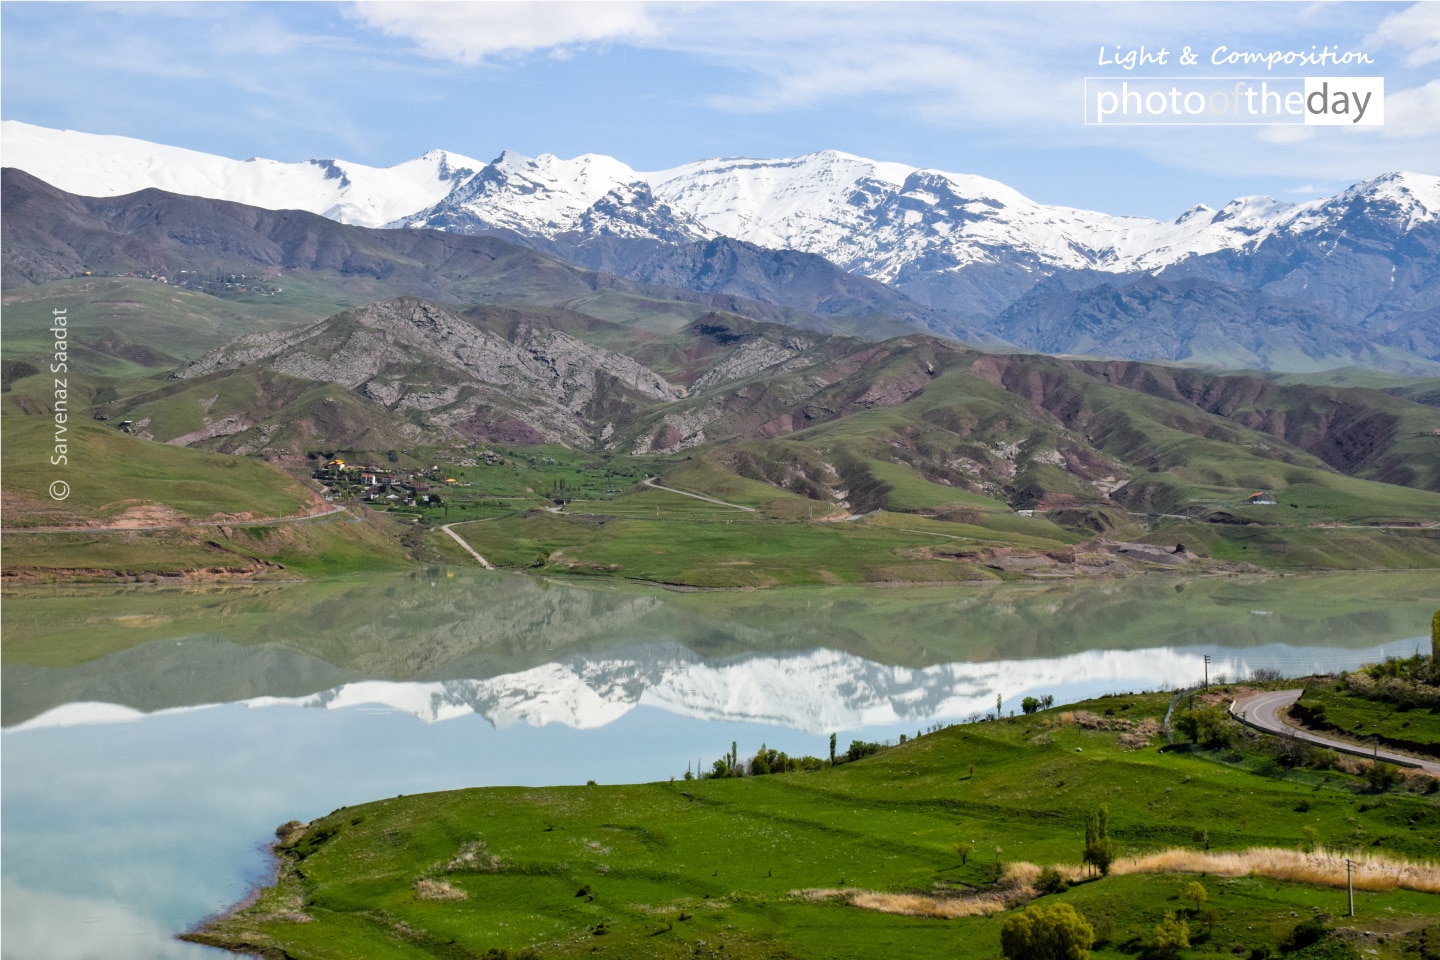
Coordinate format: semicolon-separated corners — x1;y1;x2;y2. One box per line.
691;741;830;779
685;731;900;781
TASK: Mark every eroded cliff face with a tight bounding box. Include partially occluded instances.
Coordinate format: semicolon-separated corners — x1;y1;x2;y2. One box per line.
176;299;685;447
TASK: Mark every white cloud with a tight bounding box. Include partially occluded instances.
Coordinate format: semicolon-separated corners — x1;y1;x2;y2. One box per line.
1364;2;1440;66
351;1;660;63
1383;79;1440;138
1257;124;1316;145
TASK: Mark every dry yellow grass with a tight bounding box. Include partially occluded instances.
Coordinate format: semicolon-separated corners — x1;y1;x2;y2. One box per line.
848;890;1013;918
793;847;1439;922
1004;862;1088;886
415;878;468;901
443;838;504;873
791;863;1043;919
1120;718;1163;749
789;887;1017;918
1108;847;1440;894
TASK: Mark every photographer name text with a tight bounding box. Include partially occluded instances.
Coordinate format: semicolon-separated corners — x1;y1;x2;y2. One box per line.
49;307;72;500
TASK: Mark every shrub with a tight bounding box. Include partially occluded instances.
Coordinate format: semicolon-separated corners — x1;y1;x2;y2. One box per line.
1282;918;1326;953
1036;866;1069;895
846;740;882;762
1148;911;1191;960
1364;761;1399;793
1000;902;1095;960
1174;706;1234;749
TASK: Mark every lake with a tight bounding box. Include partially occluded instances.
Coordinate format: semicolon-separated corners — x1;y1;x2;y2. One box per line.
3;569;1436;959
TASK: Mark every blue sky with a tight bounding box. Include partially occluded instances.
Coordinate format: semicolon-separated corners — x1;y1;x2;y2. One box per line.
2;1;1437;219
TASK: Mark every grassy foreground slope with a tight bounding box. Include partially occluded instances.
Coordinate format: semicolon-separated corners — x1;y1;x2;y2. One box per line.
191;691;1439;960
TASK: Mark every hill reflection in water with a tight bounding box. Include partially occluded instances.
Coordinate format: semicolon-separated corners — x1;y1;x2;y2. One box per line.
6;568;1435;729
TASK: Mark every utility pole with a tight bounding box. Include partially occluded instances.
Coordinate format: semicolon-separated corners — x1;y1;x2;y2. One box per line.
1346;858;1355;917
1203;654;1211;691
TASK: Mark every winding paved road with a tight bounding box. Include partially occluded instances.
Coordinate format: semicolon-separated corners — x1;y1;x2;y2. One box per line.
1230;689;1440;776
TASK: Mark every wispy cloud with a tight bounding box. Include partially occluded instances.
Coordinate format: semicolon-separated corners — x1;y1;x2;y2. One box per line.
349;1;659;63
1365;2;1440;67
1384;79;1440;138
348;1;1436;180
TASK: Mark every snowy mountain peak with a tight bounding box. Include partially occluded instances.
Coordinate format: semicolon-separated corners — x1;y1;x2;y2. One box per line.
5;122;1435;287
1341;171;1440;224
0;120;484;227
1174;203;1214;224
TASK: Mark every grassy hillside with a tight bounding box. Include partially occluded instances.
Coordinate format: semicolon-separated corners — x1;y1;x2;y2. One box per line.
1;410;315;526
1;387;409;579
190;689;1440;960
6;270;1440;585
1;276;345;376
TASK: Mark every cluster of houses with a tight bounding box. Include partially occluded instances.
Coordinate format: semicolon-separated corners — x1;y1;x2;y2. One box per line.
312;458;465;507
133;269;284;297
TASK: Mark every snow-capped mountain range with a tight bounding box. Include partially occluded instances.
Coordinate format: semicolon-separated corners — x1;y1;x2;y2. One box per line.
6;120;1437;283
6;121;1438;371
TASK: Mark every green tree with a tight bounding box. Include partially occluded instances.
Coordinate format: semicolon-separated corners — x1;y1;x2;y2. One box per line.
956;841;975;866
1000;902;1095;960
1180;881;1207;914
1174;706;1233;749
829;732;837;766
1022;696;1041;715
1431;608;1439;662
1083;806;1116;876
1148;912;1190;960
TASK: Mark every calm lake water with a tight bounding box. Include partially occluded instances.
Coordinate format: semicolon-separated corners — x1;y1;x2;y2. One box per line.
3;569;1436;960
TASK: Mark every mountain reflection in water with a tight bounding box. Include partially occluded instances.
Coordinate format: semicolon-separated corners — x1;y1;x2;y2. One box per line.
6;568;1438;730
13;638;1424;736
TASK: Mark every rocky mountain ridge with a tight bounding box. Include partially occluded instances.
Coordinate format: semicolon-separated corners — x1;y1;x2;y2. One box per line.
7;121;1436;372
177;299;686;447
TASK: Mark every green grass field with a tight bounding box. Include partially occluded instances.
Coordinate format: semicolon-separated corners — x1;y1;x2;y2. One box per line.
449;506;1082;587
1293;685;1440;753
1;414;316;526
190;690;1440;960
0;508;410;582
